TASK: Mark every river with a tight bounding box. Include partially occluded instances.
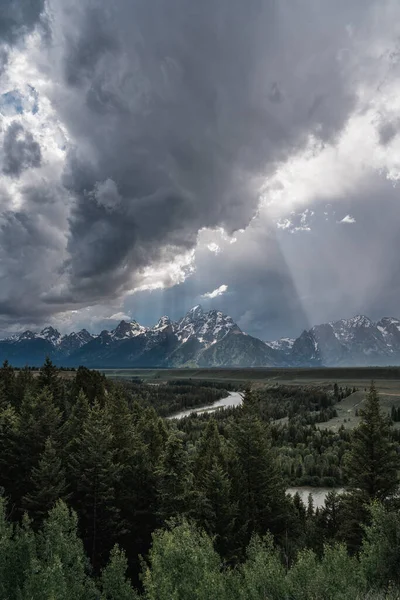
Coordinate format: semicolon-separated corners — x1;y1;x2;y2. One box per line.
287;487;345;509
168;390;244;420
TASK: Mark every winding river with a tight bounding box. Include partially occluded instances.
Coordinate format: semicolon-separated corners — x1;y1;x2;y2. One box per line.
168;390;244;420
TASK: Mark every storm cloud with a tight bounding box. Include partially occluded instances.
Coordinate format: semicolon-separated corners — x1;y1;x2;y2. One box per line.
1;0;400;336
2;122;41;176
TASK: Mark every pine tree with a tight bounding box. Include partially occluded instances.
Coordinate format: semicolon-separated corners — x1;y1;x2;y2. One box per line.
197;459;238;559
13;366;34;410
38;357;65;412
60;389;90;458
0;360;16;407
0;404;19;500
344;382;400;501
22;437;70;528
194;419;228;481
12;388;62;508
106;389;159;573
231;409;287;545
156;431;192;523
68;400;120;571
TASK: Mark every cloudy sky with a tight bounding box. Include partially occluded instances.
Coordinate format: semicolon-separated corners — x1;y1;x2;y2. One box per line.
1;0;400;341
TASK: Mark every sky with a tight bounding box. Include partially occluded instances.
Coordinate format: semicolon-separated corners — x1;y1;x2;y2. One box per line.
1;0;400;341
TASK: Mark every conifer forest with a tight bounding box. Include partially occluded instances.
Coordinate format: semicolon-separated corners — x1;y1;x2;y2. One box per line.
0;359;400;599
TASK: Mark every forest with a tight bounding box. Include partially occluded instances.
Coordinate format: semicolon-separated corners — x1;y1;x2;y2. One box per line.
0;359;399;598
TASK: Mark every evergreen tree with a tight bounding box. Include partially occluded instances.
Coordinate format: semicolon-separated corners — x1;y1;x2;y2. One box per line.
231;408;287;546
194;419;228;480
360;502;400;589
197;459;238;560
71;366;107;405
106;389;159;576
60;389;90;459
136;407;167;467
12;388;61;508
22;437;70;528
0;496;15;599
0;360;16;406
38;357;65;412
68;400;120;571
0;404;19;500
344;382;400;501
156;431;192;523
14;366;34;409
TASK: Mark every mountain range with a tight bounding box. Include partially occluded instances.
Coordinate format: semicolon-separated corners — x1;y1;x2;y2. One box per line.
2;307;400;368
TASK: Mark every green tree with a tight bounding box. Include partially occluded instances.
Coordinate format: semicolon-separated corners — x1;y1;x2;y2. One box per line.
156;431;193;523
12;388;61;508
344;382;400;501
0;404;19;499
0;360;16;407
69;400;120;570
194;419;227;480
239;533;288;600
38;357;65;411
60;389;90;459
14;366;35;409
101;545;139;600
360;502;400;589
142;520;227;600
196;458;238;559
231;408;287;546
22;437;70;528
287;543;365;600
21;500;98;600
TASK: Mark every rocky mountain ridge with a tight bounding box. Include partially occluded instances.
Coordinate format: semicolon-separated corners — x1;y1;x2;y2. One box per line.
2;309;400;368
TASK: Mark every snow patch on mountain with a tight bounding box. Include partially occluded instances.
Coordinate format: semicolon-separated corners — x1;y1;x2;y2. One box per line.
111;320;148;340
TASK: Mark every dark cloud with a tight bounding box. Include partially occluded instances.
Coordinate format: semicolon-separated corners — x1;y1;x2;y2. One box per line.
379;120;399;145
44;0;367;306
0;0;45;44
1;0;400;339
0;0;45;72
2;123;41;177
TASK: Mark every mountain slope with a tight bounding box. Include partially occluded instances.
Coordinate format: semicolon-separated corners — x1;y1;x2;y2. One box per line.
197;330;281;367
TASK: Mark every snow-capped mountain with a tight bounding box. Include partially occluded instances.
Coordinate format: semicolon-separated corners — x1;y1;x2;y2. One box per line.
2;310;400;367
110;320;148;341
175;305;240;345
265;337;295;356
289;315;400;366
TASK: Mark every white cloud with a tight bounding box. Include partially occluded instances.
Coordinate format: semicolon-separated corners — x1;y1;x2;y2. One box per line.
202;284;228;299
339;215;356;224
207;242;220;254
277;218;292;230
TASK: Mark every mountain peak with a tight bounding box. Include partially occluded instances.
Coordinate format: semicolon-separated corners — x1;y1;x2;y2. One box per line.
186;305;204;319
348;315;372;327
40;326;62;344
111;319;147;340
154;316;172;330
